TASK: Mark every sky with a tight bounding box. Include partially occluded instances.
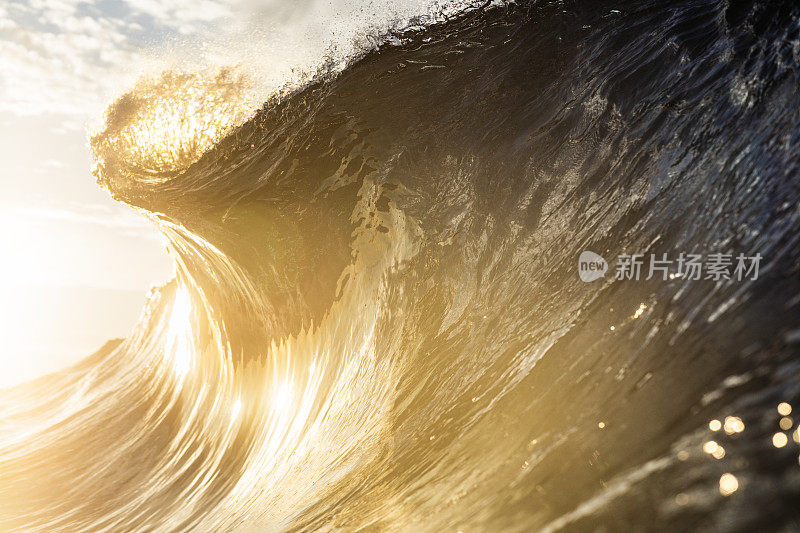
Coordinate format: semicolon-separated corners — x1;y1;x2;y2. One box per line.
0;0;469;387
0;0;209;387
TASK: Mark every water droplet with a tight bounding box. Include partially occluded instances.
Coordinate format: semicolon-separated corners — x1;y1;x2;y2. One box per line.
773;432;788;448
719;473;739;496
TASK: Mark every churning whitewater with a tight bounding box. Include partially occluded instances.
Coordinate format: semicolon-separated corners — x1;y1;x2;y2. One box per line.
2;0;800;530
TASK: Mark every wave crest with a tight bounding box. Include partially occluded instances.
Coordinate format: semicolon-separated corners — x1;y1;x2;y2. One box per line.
90;68;257;195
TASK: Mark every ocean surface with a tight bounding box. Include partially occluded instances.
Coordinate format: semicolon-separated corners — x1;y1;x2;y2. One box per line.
2;0;800;530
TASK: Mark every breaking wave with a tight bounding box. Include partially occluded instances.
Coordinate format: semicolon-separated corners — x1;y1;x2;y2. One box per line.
3;0;800;530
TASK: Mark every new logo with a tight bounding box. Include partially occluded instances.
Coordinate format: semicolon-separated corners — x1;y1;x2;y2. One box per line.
578;251;607;282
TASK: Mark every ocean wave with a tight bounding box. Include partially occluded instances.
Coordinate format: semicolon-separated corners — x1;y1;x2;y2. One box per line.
3;0;800;530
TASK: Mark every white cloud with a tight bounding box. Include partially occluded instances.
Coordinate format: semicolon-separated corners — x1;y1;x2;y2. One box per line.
0;0;235;118
0;0;476;120
9;202;155;231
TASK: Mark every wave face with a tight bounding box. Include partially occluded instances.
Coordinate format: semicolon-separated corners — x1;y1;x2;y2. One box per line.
4;0;800;530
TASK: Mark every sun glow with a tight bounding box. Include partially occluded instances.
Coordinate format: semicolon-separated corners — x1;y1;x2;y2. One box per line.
91;68;258;192
0;210;168;389
271;380;294;411
166;286;194;378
